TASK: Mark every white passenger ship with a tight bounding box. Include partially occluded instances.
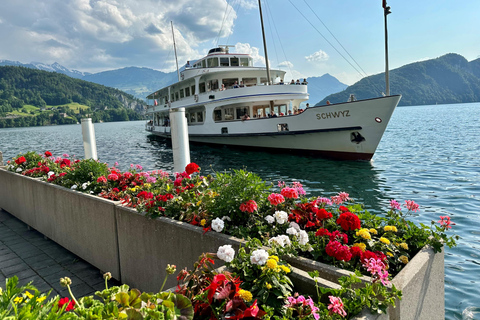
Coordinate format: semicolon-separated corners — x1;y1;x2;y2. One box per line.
145;45;401;160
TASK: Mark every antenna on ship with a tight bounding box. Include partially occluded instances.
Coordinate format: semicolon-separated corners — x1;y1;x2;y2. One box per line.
171;21;180;81
383;0;391;96
258;0;272;85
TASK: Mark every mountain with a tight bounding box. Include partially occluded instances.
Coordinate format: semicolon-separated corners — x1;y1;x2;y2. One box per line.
316;53;480;106
305;74;348;105
0;66;146;128
83;67;178;99
0;60;91;79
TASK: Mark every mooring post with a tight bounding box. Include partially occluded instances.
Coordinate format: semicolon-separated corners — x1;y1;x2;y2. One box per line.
169;107;190;173
0;150;3;166
81;118;98;160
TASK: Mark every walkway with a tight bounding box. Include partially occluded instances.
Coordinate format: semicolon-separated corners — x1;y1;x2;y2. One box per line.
0;208;120;298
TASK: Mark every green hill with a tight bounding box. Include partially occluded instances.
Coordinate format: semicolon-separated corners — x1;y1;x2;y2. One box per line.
0;66;147;128
316;54;480;106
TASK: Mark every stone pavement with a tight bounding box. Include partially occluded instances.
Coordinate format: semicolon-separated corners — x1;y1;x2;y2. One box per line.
0;208;120;298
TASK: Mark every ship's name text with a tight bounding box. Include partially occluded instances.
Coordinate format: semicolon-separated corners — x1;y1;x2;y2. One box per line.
316;110;350;120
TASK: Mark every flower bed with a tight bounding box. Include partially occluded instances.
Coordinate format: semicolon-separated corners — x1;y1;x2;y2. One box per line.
0;151;457;319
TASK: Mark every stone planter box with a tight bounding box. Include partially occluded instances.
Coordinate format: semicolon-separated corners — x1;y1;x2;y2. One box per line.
0;167;443;319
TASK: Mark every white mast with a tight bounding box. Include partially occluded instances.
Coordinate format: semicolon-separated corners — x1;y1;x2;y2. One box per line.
171;21;180;82
383;1;391;96
258;0;271;85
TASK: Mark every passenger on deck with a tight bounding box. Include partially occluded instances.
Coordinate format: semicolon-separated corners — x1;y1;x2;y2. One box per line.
279;79;284;85
239;81;245;87
306;103;310;108
296;79;301;85
302;78;308;85
290;79;295;85
242;114;250;121
326;100;331;105
233;81;239;88
220;84;225;91
288;110;292;115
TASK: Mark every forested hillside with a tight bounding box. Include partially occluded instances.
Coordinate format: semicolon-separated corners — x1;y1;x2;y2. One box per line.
0;66;146;128
316;54;480;106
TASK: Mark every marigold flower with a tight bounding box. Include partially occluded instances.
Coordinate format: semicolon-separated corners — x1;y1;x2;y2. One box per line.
399;255;409;264
37;296;46;303
369;228;378;235
387;252;394;257
380;237;390;245
356;228;371;240
399;242;409;250
266;259;278;269
280;265;291;273
269;255;279;262
25;291;34;299
200;219;206;226
265;283;272;290
353;243;366;252
384;225;398;232
14;297;23;304
237;289;253;302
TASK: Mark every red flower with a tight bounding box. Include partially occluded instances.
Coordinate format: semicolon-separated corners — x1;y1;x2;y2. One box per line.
351;246;363;258
315;228;330;237
44;151;52;157
185;163;200;175
15;156;26;165
267;193;285;206
61;158;71;167
326;240;352;262
107;173;119;181
336;212;361;231
316;208;333;220
58;297;75;311
281;187;299;199
239;200;258;213
329;230;348;244
97;176;107;184
124;172;133;179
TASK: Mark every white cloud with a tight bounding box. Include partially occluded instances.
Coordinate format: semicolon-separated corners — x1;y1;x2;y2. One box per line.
0;0;242;72
305;50;329;62
235;42;265;66
278;61;293;68
238;0;257;10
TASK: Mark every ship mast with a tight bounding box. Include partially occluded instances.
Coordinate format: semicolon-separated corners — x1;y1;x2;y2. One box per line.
258;0;271;85
171;21;180;82
383;1;391;96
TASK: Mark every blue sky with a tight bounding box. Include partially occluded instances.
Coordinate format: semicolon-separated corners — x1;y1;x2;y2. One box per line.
0;0;478;85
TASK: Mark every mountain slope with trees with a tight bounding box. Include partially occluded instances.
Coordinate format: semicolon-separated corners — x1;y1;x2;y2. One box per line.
316;54;480;106
0;66;146;128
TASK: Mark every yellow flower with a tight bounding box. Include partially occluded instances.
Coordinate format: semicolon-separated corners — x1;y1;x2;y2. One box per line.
356;228;371;240
144;183;152;189
384;226;398;232
129;188;136;192
37;296;46;303
0;287;2;295
265;283;272;290
237;289;253;302
196;200;202;206
399;242;409;250
14;297;23;304
280;265;291;273
380;237;390;245
24;291;34;299
353;243;367;252
269;255;279;262
369;228;378;235
266;259;278;269
387;252;394;257
399;255;409;264
200;219;206;226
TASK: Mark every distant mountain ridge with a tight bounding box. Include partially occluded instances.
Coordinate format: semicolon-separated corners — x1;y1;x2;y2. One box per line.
317;53;480;106
0;60;91;79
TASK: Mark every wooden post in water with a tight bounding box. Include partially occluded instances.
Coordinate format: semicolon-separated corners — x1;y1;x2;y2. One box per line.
0;151;3;166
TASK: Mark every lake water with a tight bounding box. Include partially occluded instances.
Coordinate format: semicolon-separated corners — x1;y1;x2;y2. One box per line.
1;102;479;319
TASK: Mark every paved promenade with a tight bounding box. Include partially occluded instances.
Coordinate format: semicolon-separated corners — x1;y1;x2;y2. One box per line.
0;208;120;298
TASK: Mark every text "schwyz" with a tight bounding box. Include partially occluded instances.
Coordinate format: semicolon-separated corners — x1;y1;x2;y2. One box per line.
316;110;350;120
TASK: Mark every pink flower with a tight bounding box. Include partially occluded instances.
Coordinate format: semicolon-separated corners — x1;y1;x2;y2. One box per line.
331;195;343;205
338;192;350;201
438;216;455;230
328;296;346;317
124;172;133;179
404;200;419;212
316;197;332;206
390;199;401;210
135;164;143;171
363;257;390;286
281;187;299;199
97;176;107;184
268;193;285;206
239;200;258;213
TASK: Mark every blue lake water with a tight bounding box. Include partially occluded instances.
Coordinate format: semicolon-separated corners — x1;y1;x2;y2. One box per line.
1;102;479;319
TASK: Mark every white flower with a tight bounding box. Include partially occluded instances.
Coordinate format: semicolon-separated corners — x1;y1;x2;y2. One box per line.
268;235;291;247
70;185;78;190
7;164;13;170
16;168;22;172
82;182;89;190
217;245;235;262
211;218;225;233
298;230;309;246
47;171;55;178
222;216;232;221
250;249;269;265
286;227;299;236
265;215;275;224
274;211;288;224
289;221;301;231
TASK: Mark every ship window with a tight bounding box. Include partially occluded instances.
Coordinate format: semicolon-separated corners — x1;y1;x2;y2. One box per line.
191;86;195;95
190;113;196;123
214;109;222;121
243;77;257;86
240;58;249;67
180;89;184;99
236;107;249;120
208;57;219;67
230;57;239;66
185;87;190;97
175;92;179;100
171;93;174;102
220;57;229;66
197;111;203;123
209;79;219;91
224;107;234;120
202;60;206;68
260;77;268;84
199;82;206;93
277;124;289;132
222;78;238;88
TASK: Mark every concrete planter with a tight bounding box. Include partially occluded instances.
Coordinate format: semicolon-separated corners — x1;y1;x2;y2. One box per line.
0;167;444;319
286;246;444;320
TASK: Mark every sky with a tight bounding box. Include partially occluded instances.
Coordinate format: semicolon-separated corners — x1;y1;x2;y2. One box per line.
0;0;479;85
